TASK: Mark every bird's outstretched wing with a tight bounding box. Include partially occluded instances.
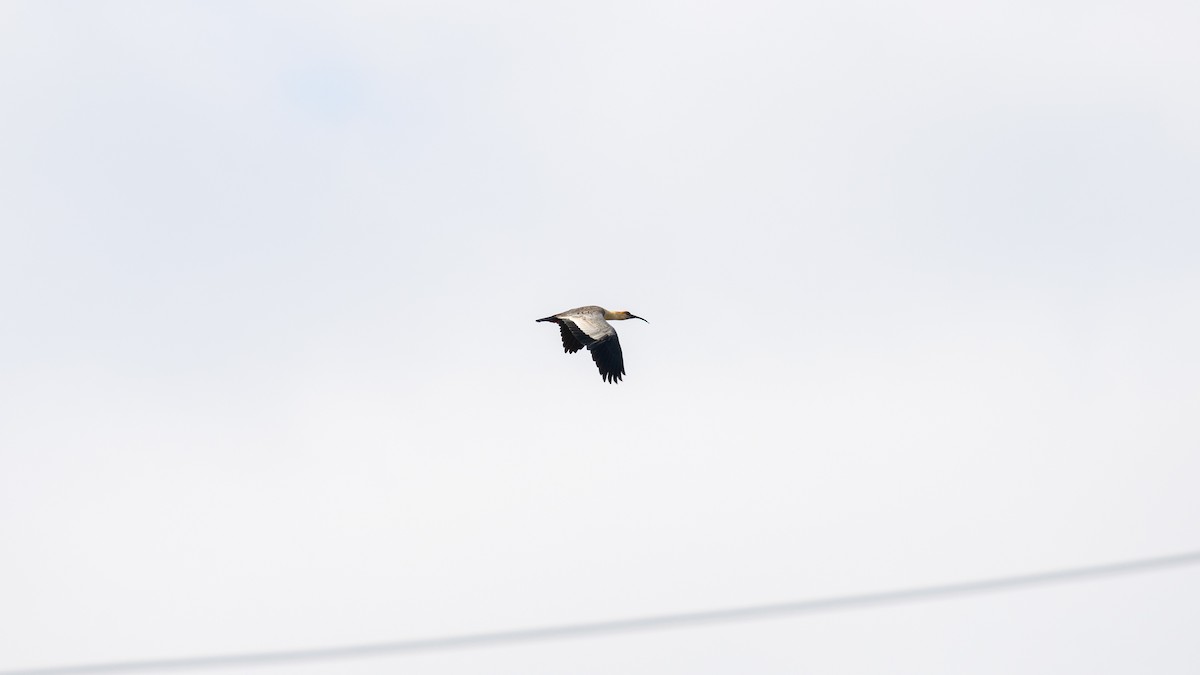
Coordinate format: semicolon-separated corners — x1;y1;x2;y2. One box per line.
537;316;587;353
554;320;585;354
588;334;625;383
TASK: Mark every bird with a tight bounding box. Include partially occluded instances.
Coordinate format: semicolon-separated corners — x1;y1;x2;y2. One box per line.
536;305;648;383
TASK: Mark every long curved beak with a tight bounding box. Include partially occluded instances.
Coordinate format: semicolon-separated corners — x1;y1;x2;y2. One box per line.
630;314;648;323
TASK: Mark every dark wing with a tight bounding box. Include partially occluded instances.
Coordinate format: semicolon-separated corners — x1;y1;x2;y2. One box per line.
537;316;587;353
555;321;585;354
588;334;625;383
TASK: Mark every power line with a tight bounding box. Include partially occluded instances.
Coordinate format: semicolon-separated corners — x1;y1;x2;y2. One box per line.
5;549;1200;675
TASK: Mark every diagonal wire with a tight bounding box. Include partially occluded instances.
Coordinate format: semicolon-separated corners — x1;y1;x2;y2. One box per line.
4;549;1200;675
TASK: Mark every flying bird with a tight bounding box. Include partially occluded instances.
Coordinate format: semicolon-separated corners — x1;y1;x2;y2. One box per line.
536;305;648;383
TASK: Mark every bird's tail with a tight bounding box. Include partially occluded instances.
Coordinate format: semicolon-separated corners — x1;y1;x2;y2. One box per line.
535;316;558;323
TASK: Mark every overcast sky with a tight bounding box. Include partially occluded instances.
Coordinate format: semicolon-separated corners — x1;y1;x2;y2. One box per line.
2;1;1199;673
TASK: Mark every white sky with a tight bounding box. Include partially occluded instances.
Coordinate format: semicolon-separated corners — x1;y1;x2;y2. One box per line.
2;1;1199;673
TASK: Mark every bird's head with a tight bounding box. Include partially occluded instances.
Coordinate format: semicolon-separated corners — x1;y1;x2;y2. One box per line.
611;310;648;323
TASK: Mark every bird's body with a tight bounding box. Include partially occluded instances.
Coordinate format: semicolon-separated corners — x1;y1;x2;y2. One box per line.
536;305;647;383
